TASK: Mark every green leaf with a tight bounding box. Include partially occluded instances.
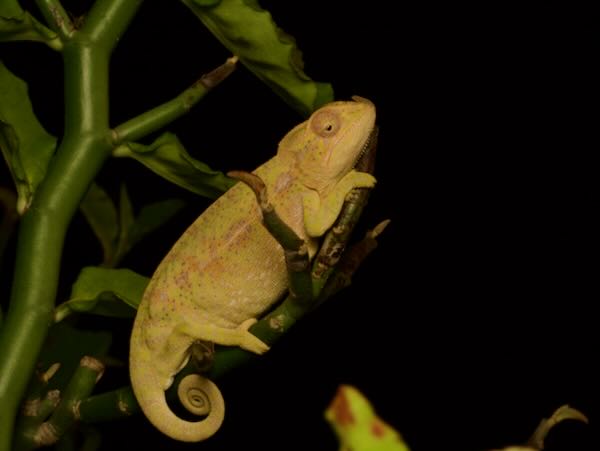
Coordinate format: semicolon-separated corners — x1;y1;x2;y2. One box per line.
129;199;186;250
0;60;57;214
114;183;135;262
326;385;411;451
80;183;119;266
182;0;334;117
526;405;588;450
113;132;236;199
0;1;21;17
115;197;185;264
55;267;149;322
81;182;186;267
36;322;112;393
0;2;61;50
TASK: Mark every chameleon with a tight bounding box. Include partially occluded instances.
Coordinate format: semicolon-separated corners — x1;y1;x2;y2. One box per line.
326;385;410;451
129;96;377;442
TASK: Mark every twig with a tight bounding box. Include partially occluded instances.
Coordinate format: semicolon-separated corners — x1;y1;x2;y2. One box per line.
34;0;75;41
111;56;238;145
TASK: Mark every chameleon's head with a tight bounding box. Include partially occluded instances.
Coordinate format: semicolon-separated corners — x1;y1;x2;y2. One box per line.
278;96;376;191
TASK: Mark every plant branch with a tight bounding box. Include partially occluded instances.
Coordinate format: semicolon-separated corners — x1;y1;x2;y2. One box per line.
317;218;390;303
39;357;104;447
312;126;378;293
83;0;144;51
0;2;144;444
35;0;75;41
111;56;238;145
78;387;136;423
228;170;313;304
16;357;104;451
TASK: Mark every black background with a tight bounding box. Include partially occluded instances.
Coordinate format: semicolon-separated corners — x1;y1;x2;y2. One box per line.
0;1;597;450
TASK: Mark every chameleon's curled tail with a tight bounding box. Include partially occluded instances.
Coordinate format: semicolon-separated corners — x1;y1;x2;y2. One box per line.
131;367;225;442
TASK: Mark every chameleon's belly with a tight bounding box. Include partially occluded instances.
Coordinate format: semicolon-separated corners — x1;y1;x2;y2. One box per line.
145;222;287;329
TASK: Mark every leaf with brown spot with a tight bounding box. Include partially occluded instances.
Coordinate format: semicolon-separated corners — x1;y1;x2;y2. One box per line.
325;385;411;451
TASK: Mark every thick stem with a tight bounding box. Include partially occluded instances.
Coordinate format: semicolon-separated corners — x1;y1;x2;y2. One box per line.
84;0;144;52
0;116;110;451
0;1;144;446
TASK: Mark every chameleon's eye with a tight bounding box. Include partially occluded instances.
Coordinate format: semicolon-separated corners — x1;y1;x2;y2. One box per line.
310;110;340;137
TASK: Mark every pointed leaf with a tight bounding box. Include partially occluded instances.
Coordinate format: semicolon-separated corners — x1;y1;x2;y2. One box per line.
527;405;588;450
115;197;185;264
130;199;186;250
0;60;57;213
326;385;411;451
80;183;119;266
182;0;334;116
119;183;135;241
55;267;149;322
112;183;135;265
0;2;61;50
113;132;236;198
0;1;21;17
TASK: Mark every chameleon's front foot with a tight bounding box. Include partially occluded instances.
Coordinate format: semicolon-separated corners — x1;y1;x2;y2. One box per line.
237;318;269;354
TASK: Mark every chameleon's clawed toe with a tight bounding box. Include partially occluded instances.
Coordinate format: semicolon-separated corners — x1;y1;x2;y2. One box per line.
238;318;258;332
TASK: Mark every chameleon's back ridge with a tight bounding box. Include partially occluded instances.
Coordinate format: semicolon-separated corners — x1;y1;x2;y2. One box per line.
129;97;376;441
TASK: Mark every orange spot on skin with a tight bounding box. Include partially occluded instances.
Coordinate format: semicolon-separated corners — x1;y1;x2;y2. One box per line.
371;419;386;438
332;388;355;426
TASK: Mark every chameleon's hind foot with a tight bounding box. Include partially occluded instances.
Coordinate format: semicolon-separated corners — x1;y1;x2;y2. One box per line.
237;319;269;354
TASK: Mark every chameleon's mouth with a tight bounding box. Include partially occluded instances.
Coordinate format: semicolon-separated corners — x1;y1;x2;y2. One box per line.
349;96;377;171
353;125;378;171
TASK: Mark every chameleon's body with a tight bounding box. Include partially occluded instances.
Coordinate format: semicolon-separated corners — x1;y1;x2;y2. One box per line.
129;97;376;442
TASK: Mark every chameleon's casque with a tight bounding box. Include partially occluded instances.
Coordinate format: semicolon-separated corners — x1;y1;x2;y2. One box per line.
129;96;376;441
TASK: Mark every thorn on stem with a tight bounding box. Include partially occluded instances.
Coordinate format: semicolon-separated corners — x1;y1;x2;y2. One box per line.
200;55;238;89
367;219;391;240
42;363;61;383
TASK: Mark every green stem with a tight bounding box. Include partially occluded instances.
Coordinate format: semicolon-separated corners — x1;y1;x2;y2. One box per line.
35;0;75;41
84;0;144;52
13;390;60;451
0;1;144;448
312;126;378;293
41;357;104;448
111;56;237;144
16;357;104;451
317;219;390;303
78;387;136;423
